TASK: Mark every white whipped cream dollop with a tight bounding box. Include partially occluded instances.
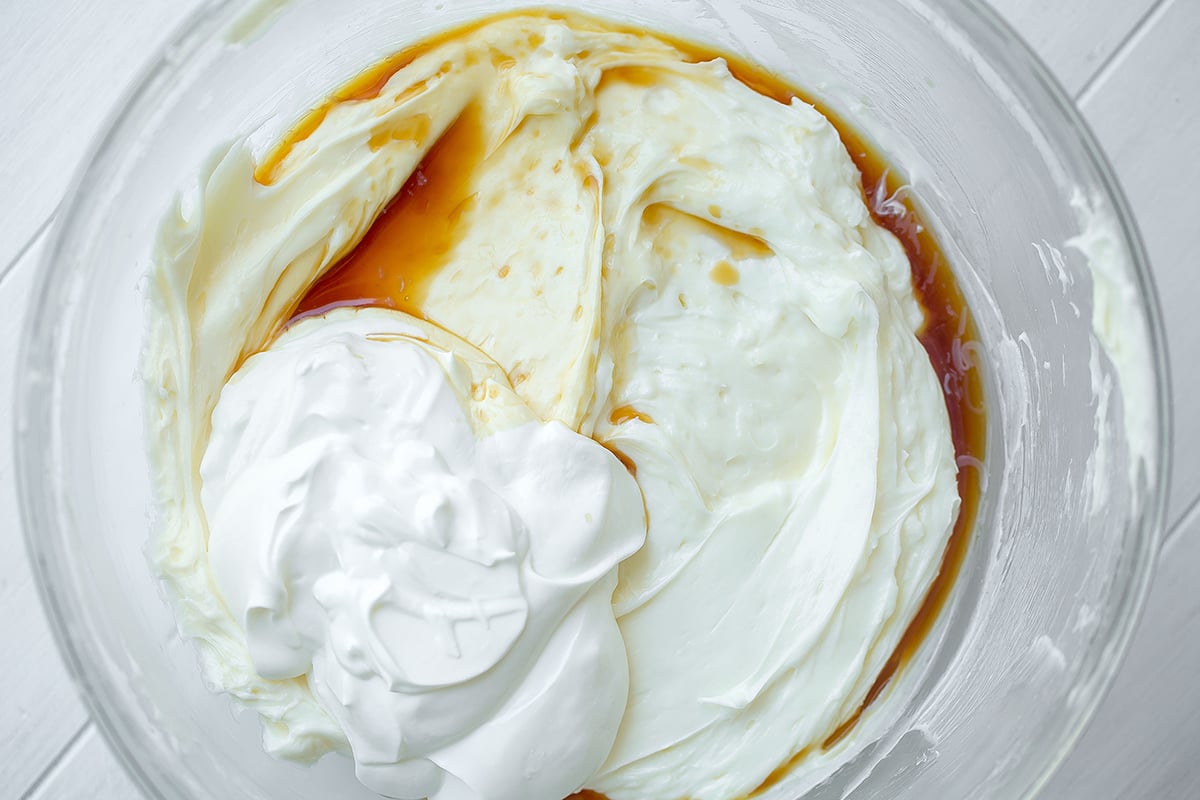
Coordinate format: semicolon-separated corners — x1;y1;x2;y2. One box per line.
147;13;960;800
202;308;645;800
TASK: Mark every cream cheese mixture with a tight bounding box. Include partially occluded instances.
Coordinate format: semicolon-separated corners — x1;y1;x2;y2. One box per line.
147;13;961;800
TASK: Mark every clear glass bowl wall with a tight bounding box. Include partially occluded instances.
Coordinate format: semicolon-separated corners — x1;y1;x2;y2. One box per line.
17;0;1169;799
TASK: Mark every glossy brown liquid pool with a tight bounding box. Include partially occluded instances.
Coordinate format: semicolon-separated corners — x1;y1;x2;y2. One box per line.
290;103;487;321
269;12;986;799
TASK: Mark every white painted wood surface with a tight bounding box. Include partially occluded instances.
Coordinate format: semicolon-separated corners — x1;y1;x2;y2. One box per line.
1;0;1195;797
0;1;185;269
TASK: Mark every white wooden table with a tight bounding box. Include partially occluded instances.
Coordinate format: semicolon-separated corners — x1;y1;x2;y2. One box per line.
2;0;1198;796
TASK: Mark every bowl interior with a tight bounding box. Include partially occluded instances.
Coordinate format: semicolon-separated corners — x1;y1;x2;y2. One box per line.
17;1;1168;798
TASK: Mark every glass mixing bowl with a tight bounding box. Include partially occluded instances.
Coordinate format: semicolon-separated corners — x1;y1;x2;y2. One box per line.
16;0;1170;798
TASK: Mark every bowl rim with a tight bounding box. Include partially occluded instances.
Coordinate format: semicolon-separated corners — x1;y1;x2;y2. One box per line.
14;0;1172;798
938;6;1171;800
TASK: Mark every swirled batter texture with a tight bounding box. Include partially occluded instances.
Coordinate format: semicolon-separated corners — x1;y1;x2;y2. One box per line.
147;13;959;800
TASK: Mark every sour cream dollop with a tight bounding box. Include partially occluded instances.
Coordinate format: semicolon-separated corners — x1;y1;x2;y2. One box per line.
200;309;646;800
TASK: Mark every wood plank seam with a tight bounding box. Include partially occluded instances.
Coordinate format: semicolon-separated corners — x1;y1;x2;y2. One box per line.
1074;0;1174;106
17;721;89;800
0;214;54;292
